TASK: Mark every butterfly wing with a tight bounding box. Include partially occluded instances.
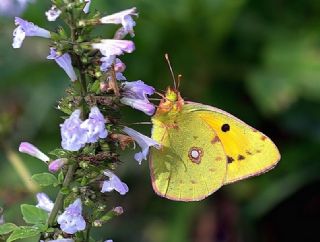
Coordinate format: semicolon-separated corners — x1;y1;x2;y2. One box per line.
184;102;280;184
150;108;227;201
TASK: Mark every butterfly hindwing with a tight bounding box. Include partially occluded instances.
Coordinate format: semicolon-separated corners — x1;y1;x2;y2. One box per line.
150;109;227;201
184;102;280;184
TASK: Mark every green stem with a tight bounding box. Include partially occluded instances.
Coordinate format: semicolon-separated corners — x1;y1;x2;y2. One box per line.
85;223;92;242
48;163;77;227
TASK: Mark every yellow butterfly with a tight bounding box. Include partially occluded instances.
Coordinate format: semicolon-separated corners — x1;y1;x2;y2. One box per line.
149;57;280;201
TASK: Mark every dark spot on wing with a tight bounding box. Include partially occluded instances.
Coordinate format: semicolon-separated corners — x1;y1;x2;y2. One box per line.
261;135;267;141
227;156;234;163
246;150;253;155
211;136;220;144
238;154;245;160
221;124;230;132
193;136;198;140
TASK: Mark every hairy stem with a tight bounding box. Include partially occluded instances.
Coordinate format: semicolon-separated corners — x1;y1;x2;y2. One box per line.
48;163;77;227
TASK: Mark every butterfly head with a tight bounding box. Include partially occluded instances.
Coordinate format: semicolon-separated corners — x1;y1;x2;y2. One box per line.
156;86;184;114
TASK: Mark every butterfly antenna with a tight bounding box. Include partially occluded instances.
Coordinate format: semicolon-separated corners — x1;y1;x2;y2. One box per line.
155;91;165;99
177;74;182;89
165;53;177;90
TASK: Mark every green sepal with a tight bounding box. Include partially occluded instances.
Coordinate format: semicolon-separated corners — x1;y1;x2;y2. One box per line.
60;187;71;195
88;80;101;94
58;170;65;184
49;148;70;158
31;173;58;187
20;204;49;225
0;223;17;235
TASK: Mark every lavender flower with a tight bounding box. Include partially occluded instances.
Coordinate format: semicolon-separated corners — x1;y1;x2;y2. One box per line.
80;106;108;143
36;193;54;213
0;0;33;17
101;170;129;195
92;39;135;57
19;142;50;163
12;17;50;48
100;7;138;37
120;81;155;115
105;240;113;242
82;0;91;14
112;206;124;215
60;110;87;151
114;58;126;72
57;199;86;234
123;127;160;164
49;158;67;173
47;48;77;82
100;55;116;72
45;5;61;21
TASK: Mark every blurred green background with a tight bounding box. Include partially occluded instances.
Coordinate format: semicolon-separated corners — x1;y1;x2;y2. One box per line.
1;0;320;241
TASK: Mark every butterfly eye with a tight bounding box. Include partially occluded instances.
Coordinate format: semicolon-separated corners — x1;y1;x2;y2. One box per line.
221;124;230;132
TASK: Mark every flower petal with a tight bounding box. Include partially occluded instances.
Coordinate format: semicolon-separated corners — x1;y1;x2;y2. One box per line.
92;39;135;57
47;48;77;82
36;193;54;213
57;198;86;234
45;5;61;21
122;127;160;164
101;170;129;195
12;17;50;48
19;142;50;162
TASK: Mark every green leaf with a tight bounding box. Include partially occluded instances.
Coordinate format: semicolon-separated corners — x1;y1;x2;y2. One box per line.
20;204;48;225
31;173;58;187
7;226;41;242
0;223;17;235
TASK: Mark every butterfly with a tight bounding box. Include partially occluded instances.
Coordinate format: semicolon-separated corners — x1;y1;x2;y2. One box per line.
149;55;280;201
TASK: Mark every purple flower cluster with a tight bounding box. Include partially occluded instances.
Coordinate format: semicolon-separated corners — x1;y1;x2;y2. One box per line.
60;107;107;151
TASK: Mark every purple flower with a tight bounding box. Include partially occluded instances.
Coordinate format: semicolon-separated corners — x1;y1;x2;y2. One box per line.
45;5;61;21
36;193;54;213
100;55;116;72
57;198;86;234
47;48;77;82
101;170;129;195
105;240;113;242
80;106;108;143
114;58;126;73
82;0;91;14
49;158;67;173
60;110;87;151
92;39;135;57
12;17;50;48
120;81;155;115
123;127;160;164
0;0;33;17
100;7;138;37
19;142;50;162
116;72;126;81
112;206;124;215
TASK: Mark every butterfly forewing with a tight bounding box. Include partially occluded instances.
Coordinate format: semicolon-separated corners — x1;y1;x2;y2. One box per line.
184;102;280;184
